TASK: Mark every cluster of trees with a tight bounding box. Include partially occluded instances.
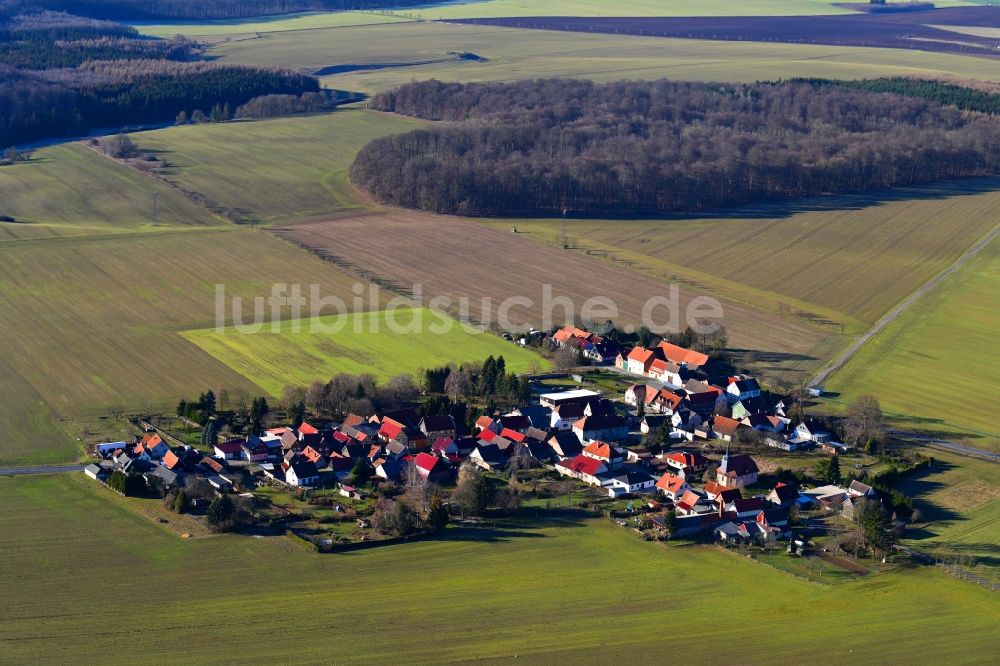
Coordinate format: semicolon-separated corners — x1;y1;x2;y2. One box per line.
234;90;353;120
795;77;1000;116
5;0;415;20
176;390;217;425
107;469;146;496
0;6;321;146
352;78;1000;217
425;355;531;404
287;373;418;420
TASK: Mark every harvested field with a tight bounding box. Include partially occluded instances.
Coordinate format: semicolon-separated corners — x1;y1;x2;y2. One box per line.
476;178;1000;330
450;6;1000;57
0;227;381;465
276;211;840;383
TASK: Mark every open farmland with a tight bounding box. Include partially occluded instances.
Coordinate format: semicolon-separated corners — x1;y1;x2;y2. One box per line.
0;143;222;241
133;10;411;39
130;109;425;225
1;473;998;664
208;21;1000;95
0;227;383;465
825;232;1000;443
386;0;859;19
182;307;548;394
277;210;842;383
453;6;1000;57
476;178;1000;331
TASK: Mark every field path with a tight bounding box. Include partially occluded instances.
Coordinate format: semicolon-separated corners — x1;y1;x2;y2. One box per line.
811;221;1000;389
0;465;84;476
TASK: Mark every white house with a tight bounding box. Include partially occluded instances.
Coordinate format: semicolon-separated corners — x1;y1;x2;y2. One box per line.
726;378;761;404
607;471;656;497
285;458;320;487
655;472;691;501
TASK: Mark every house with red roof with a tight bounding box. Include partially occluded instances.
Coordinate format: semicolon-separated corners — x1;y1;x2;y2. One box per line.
657;341;709;370
214;440;244;461
626;347;657;375
161;449;183;471
555;454;608;487
413;452;450;482
582;441;623;468
662;450;708;475
134;433;169;461
655;472;691;501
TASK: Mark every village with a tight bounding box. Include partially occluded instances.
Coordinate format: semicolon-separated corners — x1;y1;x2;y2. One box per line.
84;324;919;569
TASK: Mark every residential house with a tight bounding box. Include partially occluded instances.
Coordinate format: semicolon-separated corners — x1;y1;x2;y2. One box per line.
756;508;791;539
214;440;244;461
626;347;656;376
848;480;877;498
581;441;624;469
242;440;270;463
725;377;761;404
640;415;668;434
285;458;320;487
607;471;657;497
705;482;741;504
419;414;456;442
375;459;404;482
134;433;169;461
548;431;583;460
573;413;627;444
662;450;709;478
716;452;759;489
731;396;770;420
655;473;691;501
794;420;831;444
413;452;450;482
469;444;505;471
687;390;725;419
656;341;709;370
711;416;743;442
555;455;608;487
766;483;799;507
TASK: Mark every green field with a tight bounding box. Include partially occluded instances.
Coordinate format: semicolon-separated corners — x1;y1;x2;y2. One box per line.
131;109;424;225
134;10;410;38
183;307;547;393
0;473;997;664
208;21;1000;95
388;0;858;19
826;232;1000;442
898;450;1000;568
478;180;1000;331
0;143;222;241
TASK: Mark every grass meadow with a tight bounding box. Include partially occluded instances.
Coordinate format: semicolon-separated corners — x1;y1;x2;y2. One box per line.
131;109;425;225
899;449;1000;569
182;307;548;394
825;232;1000;443
208;21;1000;95
1;473;998;664
477;179;1000;331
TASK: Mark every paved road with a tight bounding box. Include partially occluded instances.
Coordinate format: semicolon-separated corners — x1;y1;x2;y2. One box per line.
811;222;1000;389
0;464;84;477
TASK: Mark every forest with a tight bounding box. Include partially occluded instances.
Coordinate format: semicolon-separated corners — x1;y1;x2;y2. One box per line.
793;77;1000;115
0;8;320;146
351;79;1000;217
0;0;412;20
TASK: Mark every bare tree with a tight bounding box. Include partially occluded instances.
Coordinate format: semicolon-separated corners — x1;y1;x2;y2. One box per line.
553;345;579;373
844;395;885;452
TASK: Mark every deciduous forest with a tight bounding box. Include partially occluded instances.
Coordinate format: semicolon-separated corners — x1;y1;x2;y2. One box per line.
351;79;1000;217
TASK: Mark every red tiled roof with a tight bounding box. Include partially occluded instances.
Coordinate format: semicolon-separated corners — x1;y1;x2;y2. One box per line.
558;454;605;476
475;415;495;430
298;422;320;435
583;441;616;460
162;450;181;469
656;473;687;494
627;347;655;364
657;342;709;367
414;452;441;472
379;421;404;440
499;428;526;443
